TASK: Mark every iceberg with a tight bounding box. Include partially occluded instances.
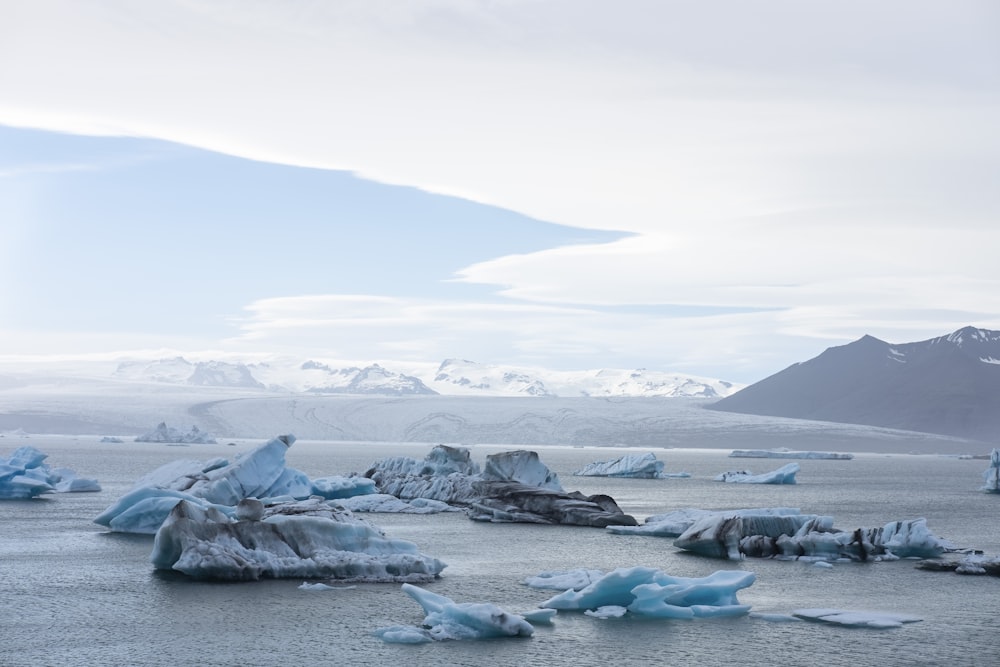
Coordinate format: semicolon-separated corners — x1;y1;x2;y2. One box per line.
0;446;101;499
366;445;636;527
981;448;1000;493
916;553;1000;576
714;463;799;484
673;513;951;561
535;566;755;619
375;583;534;643
135;422;217;444
730;448;853;460
573;452;665;478
607;507;803;537
151;497;446;582
310;475;377;499
96;435;314;533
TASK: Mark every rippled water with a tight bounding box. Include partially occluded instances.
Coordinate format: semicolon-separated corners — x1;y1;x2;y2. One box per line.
3;437;999;667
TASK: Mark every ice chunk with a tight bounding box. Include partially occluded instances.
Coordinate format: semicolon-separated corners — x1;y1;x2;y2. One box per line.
151;497;446;582
135;422;217;444
585;606;627;618
524;569;606;591
310;475;377;499
375;583;534;642
573;452;665;478
335;493;460;514
539;566;754;619
981;448;1000;493
608;507;802;537
674;513;950;561
96;435;314;533
792;608;922;628
714;463;799;484
0;446;100;499
520;608;557;624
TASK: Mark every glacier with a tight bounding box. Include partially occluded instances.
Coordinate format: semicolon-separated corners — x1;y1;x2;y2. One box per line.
981;448;1000;493
673;513;951;561
365;445;636;527
375;583;534;643
532;566;755;619
150;497;446;582
0;446;101;499
714;462;799;484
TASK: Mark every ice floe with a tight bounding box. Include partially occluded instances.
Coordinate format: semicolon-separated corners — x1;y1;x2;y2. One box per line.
792;608;922;628
375;583;533;642
730;448;853;460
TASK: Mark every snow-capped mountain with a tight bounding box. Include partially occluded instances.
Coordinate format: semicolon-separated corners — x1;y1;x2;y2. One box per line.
428;359;735;398
709;326;1000;441
102;356;741;398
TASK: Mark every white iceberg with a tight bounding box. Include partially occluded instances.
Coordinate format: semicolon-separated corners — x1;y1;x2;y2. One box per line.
730;448;853;460
151;497;446;582
573;452;665;478
674;513;951;561
981;448;1000;493
523;568;606;591
792;608;922;629
375;583;534;643
135;422;217;444
916;552;1000;576
714;463;799;484
534;566;755;619
0;446;101;499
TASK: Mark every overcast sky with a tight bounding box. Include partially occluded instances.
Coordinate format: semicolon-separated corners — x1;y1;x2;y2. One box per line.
1;1;998;383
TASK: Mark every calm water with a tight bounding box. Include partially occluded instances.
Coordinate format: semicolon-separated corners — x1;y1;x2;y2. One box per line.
3;436;999;667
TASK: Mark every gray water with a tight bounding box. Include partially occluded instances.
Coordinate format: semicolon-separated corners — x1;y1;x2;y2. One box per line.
3;436;999;667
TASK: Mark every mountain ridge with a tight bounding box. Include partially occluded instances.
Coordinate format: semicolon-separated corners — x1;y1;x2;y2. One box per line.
709;326;1000;441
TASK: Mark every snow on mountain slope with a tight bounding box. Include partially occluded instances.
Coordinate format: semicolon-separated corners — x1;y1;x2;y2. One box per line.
46;356;743;398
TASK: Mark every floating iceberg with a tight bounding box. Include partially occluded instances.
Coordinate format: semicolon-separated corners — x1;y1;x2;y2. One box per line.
607;507;803;537
916;553;1000;576
96;435;317;533
0;446;101;499
714;463;799;484
792;608;922;629
981;449;1000;493
135;422;217;444
673;513;951;561
534;566;755;619
366;445;636;527
310;475;377;499
375;583;533;643
573;453;665;478
151;497;446;582
729;448;853;460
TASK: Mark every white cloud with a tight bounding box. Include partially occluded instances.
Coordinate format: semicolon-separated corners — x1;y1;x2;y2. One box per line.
2;1;998;380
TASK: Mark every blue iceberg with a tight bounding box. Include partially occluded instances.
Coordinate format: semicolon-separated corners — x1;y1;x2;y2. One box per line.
375;583;534;642
0;446;101;499
531;566;755;619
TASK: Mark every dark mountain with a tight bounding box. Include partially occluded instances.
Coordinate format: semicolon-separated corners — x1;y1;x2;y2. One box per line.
708;326;1000;441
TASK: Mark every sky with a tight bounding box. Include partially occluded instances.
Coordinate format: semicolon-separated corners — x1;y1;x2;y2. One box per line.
1;0;999;384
